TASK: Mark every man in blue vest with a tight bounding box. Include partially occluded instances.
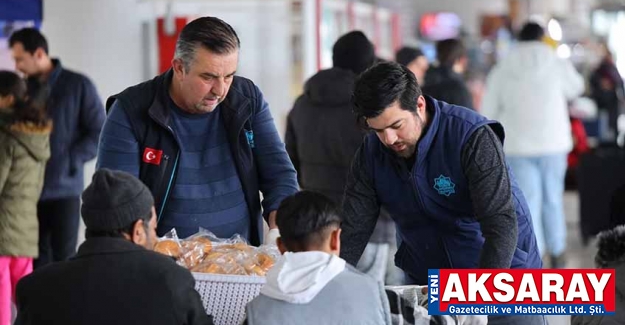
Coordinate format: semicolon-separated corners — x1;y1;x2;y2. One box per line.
341;62;545;324
97;17;298;246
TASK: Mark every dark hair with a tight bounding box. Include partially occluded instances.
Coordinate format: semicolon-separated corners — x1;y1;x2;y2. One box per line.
0;70;26;100
332;31;376;74
395;47;425;66
8;28;49;55
518;22;545;42
352;61;422;123
436;39;466;67
276;191;342;252
85;211;152;239
0;70;48;125
175;16;240;71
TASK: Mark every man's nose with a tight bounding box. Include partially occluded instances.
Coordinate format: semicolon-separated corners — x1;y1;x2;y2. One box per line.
212;78;226;97
383;130;397;145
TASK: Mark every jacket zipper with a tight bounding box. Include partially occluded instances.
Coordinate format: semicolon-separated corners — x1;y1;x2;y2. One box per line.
158;151;179;222
154;124;179;223
407;168;425;212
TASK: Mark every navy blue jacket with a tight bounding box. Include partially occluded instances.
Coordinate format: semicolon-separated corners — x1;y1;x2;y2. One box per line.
99;70;298;245
28;59;105;200
341;98;542;283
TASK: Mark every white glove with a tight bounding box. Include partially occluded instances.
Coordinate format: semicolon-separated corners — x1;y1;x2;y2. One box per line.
264;228;280;246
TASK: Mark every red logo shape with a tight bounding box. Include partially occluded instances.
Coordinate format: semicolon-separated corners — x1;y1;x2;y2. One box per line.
143;147;163;165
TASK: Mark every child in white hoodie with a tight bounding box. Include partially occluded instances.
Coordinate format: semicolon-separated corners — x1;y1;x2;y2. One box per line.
244;191;391;325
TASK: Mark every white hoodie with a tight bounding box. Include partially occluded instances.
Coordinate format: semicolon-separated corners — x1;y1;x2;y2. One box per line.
481;41;585;156
260;251;346;304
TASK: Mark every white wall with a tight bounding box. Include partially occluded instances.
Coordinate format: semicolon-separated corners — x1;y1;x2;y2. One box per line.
42;0;147;104
42;0;148;198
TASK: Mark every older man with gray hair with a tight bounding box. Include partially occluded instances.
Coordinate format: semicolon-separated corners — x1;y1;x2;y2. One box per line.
97;17;298;246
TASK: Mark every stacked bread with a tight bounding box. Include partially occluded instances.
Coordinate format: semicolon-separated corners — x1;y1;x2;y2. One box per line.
154;230;277;276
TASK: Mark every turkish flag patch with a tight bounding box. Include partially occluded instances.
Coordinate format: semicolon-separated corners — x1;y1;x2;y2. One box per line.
143;147;163;165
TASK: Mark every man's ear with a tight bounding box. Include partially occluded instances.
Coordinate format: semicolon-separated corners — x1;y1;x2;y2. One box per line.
131;219;145;245
172;58;186;79
276;237;287;255
416;95;427;118
34;47;46;61
330;228;342;253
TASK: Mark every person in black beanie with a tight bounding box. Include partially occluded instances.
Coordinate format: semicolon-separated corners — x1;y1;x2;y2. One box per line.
286;30;375;204
332;31;376;74
14;169;213;325
285;31;395;283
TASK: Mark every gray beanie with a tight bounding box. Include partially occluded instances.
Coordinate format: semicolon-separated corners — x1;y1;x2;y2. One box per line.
81;169;154;231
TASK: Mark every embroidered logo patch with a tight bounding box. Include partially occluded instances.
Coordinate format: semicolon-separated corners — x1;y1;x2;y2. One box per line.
433;175;455;196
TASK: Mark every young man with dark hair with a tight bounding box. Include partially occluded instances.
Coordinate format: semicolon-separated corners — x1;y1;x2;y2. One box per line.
14;169;213;325
341;62;545;325
245;191;391;325
9;28;106;268
482;21;584;268
422;38;473;108
97;17;298;245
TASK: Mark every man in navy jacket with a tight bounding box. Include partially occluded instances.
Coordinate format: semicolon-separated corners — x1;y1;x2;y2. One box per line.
341;62;545;324
97;17;298;245
10;28;105;268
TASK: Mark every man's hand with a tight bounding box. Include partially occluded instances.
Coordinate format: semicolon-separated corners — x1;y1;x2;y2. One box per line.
264;228;280;246
268;211;278;229
264;211;280;245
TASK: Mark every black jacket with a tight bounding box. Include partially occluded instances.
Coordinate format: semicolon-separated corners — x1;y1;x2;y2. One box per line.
422;66;473;109
285;68;393;243
286;68;364;202
15;237;213;325
104;70;298;245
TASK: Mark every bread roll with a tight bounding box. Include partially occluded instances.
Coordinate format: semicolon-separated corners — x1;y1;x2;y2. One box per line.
154;239;181;258
257;253;275;271
192;237;213;253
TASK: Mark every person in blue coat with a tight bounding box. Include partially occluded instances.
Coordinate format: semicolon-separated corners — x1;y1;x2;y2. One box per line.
9;28;105;268
340;62;545;325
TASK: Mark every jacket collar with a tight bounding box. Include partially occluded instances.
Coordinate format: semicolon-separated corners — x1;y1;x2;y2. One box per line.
47;58;63;87
376;95;441;172
147;69;175;129
415;96;441;167
72;237;146;259
25;58;62;94
220;77;252;127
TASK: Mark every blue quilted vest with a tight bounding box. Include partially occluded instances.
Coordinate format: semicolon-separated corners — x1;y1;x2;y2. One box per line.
363;97;542;283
